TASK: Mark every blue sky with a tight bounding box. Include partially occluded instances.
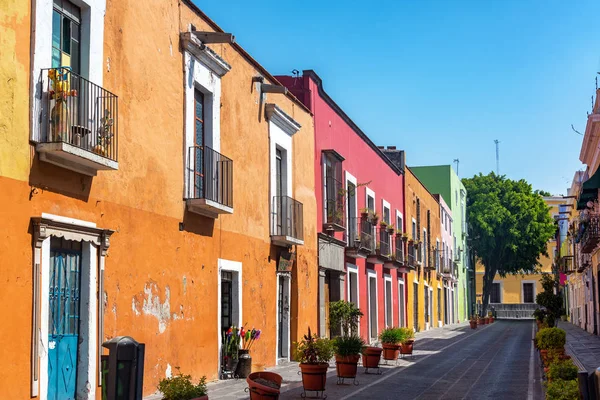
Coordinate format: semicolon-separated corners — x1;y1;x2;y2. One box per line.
194;0;599;195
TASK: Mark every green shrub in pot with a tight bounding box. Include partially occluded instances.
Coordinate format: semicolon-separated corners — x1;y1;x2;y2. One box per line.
378;328;404;345
333;335;366;356
158;372;207;400
536;327;566;350
548;360;578;381
545;379;579;400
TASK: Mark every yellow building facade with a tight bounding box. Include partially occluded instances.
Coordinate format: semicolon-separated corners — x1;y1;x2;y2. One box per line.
475;197;561;316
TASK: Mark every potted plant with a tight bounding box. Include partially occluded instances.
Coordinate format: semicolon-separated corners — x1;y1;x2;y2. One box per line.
329;300;365;382
402;233;409;242
399;327;415;355
547;359;578;382
469;315;478;329
360;208;370;218
246;371;282;399
477;316;484;325
294;327;334;394
484;316;489;324
536;327;566;362
371;212;380;224
532;308;547;331
379;328;404;360
386;224;395;234
158;371;208;400
222;326;241;374
545;378;579;399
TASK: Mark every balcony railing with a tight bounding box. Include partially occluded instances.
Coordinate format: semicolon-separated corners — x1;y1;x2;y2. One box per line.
271;196;304;246
408;242;417;267
394;235;405;264
186;145;233;216
346;216;373;255
324;176;345;231
377;226;392;258
580;216;600;254
38;68;118;175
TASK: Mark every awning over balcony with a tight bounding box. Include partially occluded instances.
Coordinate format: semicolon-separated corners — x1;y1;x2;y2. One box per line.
577;168;600;209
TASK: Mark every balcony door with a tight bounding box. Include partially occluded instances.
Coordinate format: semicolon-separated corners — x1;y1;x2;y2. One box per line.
193;90;205;199
52;0;81;75
347;181;356;241
275;148;285;235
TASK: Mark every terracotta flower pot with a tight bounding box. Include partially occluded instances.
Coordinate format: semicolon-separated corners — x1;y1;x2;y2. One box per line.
299;363;328;392
477;318;484;325
400;339;414;355
362;347;382;368
484;317;489;324
382;343;401;360
489;317;494;323
540;349;548;362
190;396;208;400
469;321;477;329
247;371;282;399
335;354;360;378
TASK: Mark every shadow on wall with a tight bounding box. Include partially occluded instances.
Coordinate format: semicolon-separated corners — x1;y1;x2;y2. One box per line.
28;153;93;202
180;210;215;236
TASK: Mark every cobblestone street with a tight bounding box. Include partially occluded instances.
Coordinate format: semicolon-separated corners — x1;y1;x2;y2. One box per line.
206;320;544;400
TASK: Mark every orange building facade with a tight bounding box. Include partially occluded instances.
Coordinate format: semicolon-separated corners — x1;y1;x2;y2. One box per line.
404;168;446;332
0;0;318;398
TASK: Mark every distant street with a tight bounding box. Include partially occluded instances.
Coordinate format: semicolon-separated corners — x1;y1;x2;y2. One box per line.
284;320;544;400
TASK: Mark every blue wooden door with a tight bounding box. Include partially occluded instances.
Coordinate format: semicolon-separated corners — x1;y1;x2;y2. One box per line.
48;239;82;400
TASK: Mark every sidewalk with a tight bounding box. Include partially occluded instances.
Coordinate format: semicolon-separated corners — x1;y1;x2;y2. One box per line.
206;322;470;400
559;321;600;373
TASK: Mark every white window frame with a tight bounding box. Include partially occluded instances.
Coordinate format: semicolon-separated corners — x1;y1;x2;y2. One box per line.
183;48;229;198
521;280;537;304
382;199;391;224
396;210;403;234
384;274;393;328
217;259;243;371
346;263;360;309
265;104;301;225
367;269;378;342
30;0;107;142
366;187;376;212
398;278;405;327
412;218;417;241
346;171;358;238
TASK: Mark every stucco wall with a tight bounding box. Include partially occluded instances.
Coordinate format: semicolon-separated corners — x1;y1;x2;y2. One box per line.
0;0;318;398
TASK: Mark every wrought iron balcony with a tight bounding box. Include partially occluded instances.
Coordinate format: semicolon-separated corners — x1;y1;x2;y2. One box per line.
271;196;304;246
407;242;417;268
580;216;600;254
323;176;345;232
367;225;392;264
561;256;575;275
186;145;233;217
37;67;118;176
346;216;373;257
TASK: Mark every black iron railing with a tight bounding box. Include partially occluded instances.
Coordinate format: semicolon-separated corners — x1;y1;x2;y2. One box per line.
377;226;391;257
408;242;417;267
324;176;345;229
581;216;600;254
272;196;304;241
41;67;118;161
346;215;374;252
395;235;405;264
188;145;233;208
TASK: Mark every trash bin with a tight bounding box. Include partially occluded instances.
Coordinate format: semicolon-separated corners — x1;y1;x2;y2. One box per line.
102;336;145;400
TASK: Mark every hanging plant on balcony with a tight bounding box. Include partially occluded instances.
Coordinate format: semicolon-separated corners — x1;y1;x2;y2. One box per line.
93;109;114;157
386;224;395;234
48;68;78;143
360;208;370;218
402;233;409;241
371;212;380;224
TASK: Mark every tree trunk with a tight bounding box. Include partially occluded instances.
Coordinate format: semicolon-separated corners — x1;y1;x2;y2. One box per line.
481;266;497;317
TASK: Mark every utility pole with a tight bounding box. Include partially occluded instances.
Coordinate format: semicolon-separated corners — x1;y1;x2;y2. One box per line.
453;159;459;176
494;140;500;175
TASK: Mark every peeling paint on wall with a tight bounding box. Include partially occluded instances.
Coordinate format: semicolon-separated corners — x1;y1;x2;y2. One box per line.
132;282;171;333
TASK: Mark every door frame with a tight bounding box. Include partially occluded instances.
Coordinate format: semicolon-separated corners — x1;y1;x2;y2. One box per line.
367;269;378;343
398;278;405;327
217;259;243;376
31;214;112;399
384;274;393;328
275;272;291;364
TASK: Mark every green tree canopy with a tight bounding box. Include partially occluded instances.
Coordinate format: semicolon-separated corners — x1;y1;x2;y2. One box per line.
534;189;552;197
462;173;556;314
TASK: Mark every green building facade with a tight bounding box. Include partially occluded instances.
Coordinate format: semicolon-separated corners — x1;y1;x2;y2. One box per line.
410;165;473;322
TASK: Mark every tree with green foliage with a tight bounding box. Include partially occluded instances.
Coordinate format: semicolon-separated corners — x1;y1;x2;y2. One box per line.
462;173;556;315
534;189;552;197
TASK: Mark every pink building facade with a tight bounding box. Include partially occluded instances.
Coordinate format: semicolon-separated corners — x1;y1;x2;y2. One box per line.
437;194;456;325
278;71;407;342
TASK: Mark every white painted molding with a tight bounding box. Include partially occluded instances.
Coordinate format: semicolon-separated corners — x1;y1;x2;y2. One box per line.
264;103;301;136
181;32;231;77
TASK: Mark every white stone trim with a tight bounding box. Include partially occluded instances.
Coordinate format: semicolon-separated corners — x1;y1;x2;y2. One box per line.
31;0;107;142
384;274;393;328
521;280;537;304
398;279;405;327
217;259;243;375
265;104;301;136
183;50;223;198
275;273;291;364
180;32;232;77
35;224;102;399
366;187;376;212
268;113;293;212
345;171;358;239
367;269;378;342
396;210;403;233
346;263;359;309
382;199;391;224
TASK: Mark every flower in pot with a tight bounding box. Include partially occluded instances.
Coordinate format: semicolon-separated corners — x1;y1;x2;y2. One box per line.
371;212;380;224
360;208;370;218
158;371;208;400
222;326;241;373
401;233;409;241
469;316;478;329
536;327;566;361
293;327;334;394
328;300;365;381
399;327;415;355
379;327;404;360
386;224;395;234
246;371;282;399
